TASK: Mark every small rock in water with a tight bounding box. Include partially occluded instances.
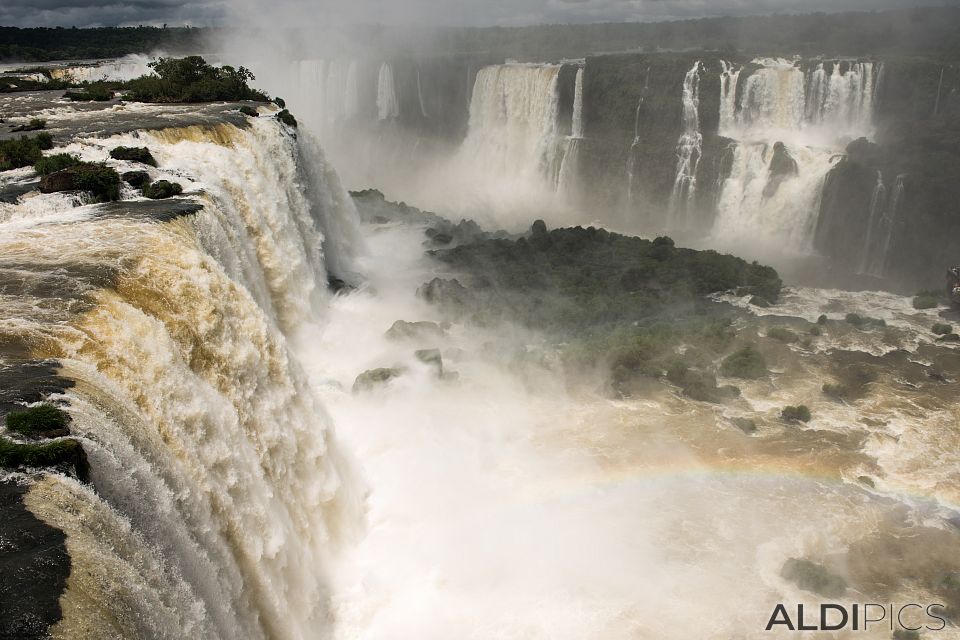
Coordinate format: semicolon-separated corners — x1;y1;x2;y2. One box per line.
414;349;444;377
750;296;771;308
352;367;404;393
122;170;150;187
386;320;446;341
732;417;757;434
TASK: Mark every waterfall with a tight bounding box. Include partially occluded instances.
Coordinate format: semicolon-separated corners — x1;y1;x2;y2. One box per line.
49;54;153;83
857;171;887;275
669;61;703;229
557;67;585;197
626;66;651;207
571;67;584;139
377;62;400;121
727;58;880;141
719;60;742;136
416;66;429;118
711;58;881;250
712;142;834;249
1;117;362;638
860;174;905;277
296;59;362;137
458;63;563;190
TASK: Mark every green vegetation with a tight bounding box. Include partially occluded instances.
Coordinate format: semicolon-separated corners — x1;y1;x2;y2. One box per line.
422;223;781;394
719;345;767;379
766;327;797;343
124;56;269;104
666;360;740;404
732;418;757;434
913;290;943;309
822;365;877;401
933;322;953;335
109;146;156;166
0;436;88;480
0;132;53;171
429;227;781;332
64;83;115;102
12;118;46;132
239;105;259;117
141;180;183;199
0;26;206;62
781;558;847;598
781;405;812;423
276;109;297;127
39;162;121;202
5;404;69;438
845;313;887;329
34;153;80;175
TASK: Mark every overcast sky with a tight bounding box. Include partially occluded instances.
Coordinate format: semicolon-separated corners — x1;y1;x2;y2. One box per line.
2;0;959;29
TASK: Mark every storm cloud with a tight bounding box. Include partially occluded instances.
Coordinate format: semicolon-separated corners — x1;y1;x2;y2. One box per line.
2;0;958;28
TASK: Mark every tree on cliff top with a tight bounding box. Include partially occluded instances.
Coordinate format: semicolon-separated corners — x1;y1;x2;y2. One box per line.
124;56;269;104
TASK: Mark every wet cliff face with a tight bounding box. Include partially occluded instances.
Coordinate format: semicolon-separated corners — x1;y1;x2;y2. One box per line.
815;60;960;290
579;54;726;230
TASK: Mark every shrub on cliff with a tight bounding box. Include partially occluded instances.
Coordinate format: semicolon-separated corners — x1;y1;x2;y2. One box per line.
12;118;46;132
427;225;782;332
781;405;812;423
124;56;269;103
40;162;121;202
719;345;767;379
276;109;297;127
5;404;70;439
141;180;183;199
64;83;115;101
0;132;53;171
34;153;80;175
109;146;157;166
0;436;88;480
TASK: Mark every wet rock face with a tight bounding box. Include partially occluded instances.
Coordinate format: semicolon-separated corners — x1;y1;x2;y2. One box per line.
763;141;799;199
0;480;70;640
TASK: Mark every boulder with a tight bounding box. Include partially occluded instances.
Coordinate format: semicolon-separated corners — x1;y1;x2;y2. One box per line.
763;142;799;199
385;320;446;341
417;278;472;307
415;349;444;377
122;170;150;187
109;146;157;167
352;368;404;393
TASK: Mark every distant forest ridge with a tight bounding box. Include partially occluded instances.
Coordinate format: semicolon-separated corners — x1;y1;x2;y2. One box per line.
3;6;960;62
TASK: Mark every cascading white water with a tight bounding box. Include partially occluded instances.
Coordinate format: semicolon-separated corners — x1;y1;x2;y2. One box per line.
723;58;879;142
570;67;584;139
296;59;362;137
557;67;585;197
669;61;703;229
719;60;742;135
859;173;905;278
457;63;564;195
712;58;882;251
2;116;362;639
49;53;154;83
377;63;400;121
626;67;651;207
858;171;887;275
416;66;429;118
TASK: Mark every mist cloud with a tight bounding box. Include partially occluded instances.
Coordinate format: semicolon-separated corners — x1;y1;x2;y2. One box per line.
2;0;958;28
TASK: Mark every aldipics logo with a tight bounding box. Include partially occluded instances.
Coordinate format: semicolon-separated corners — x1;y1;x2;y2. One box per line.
765;603;948;633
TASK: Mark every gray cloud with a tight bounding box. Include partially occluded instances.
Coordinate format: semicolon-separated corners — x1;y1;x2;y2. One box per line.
2;0;958;28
